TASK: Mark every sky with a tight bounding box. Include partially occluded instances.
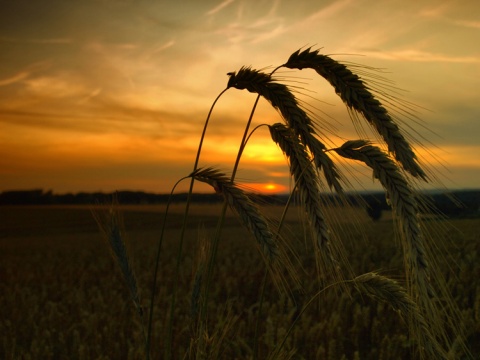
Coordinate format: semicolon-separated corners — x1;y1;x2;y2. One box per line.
1;0;479;194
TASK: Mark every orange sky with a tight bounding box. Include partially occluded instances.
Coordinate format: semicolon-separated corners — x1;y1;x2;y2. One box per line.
1;0;479;194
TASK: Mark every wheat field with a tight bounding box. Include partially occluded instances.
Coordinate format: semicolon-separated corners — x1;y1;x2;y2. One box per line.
0;204;478;359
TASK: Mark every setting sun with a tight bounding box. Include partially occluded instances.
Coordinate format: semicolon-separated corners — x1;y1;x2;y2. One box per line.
264;184;277;191
245;182;288;194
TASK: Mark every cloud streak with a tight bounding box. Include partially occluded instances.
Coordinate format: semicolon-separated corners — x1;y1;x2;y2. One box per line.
363;49;480;63
0;72;29;87
206;0;235;16
0;36;72;44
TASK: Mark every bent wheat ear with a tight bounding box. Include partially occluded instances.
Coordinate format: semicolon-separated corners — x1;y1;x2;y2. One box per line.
269;123;343;280
285;47;427;180
227;67;343;193
354;273;447;359
333;140;453;346
190;167;278;260
334;140;429;284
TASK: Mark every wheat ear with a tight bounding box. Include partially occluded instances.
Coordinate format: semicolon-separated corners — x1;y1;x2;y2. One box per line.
93;207;142;317
354;272;447;359
334;142;428;286
285;48;426;180
190;167;278;260
227;67;343;193
333;141;452;342
269;123;344;281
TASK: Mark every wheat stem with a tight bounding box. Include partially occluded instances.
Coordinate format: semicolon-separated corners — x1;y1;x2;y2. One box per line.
146;175;188;360
164;88;228;360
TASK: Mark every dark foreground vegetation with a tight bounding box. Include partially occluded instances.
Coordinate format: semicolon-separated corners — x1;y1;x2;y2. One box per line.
0;205;478;359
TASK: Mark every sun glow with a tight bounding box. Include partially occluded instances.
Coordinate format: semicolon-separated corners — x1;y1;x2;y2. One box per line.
264;184;277;191
241;141;285;164
245;182;288;194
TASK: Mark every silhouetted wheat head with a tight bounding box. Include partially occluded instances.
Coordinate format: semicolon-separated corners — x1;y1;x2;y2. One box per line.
284;47;427;180
354;272;447;359
190;167;278;260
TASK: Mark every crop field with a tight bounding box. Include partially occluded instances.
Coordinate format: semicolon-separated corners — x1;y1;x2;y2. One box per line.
1;204;479;359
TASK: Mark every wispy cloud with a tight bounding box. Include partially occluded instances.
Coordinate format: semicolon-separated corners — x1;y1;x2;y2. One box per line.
419;2;480;29
0;36;72;44
78;88;102;104
150;40;175;54
362;49;480;63
0;61;53;87
306;0;353;22
206;0;235;16
250;24;285;44
24;75;88;98
0;72;29;87
141;39;176;62
452;19;480;29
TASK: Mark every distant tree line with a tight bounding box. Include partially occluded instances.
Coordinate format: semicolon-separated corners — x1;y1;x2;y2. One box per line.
1;189;479;219
0;189;288;206
358;190;480;220
0;189;223;205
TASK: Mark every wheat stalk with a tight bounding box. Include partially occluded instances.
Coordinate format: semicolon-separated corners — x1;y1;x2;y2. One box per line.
284;47;427;180
190;229;209;323
190;167;278;260
227;67;343;193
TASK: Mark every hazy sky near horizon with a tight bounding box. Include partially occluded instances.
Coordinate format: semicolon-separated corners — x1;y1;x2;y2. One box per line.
1;0;479;194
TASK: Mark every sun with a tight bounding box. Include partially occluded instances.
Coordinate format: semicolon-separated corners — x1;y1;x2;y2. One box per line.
245;182;287;194
264;184;277;191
